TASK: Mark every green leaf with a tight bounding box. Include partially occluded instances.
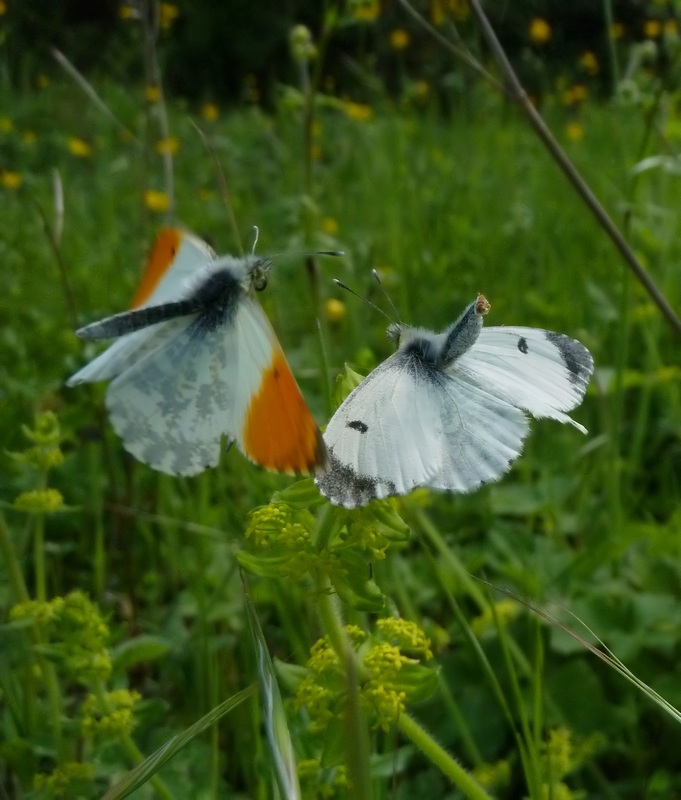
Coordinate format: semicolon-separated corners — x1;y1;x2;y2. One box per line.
101;684;257;800
111;635;172;675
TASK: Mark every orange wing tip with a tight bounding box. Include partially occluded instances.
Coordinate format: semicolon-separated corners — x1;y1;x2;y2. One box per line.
242;351;327;475
131;228;182;308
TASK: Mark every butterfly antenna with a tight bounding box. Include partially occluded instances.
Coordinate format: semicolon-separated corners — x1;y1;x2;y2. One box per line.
333;279;392;322
371;268;401;320
251;225;260;255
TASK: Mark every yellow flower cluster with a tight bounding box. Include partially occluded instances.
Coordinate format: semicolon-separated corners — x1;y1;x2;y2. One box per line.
13;592;112;683
375;617;433;658
13;488;64;513
81;689;142;740
34;762;93;797
246;503;313;549
296;620;433;733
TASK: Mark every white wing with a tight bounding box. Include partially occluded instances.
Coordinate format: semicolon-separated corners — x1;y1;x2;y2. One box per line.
67;230;215;386
316;354;529;508
456;327;593;432
132;229;216;307
104;299;270;476
66;323;180;385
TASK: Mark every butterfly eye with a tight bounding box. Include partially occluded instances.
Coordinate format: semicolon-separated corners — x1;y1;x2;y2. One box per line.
253;274;268;292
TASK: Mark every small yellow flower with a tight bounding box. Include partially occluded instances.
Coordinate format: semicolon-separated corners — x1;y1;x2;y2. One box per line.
389;28;410;50
344;101;373;121
36;74;49;89
325;298;346;323
644;19;662;38
566;121;584;142
528;17;552;45
664;19;678;36
155;137;179;155
67;137;92;157
321;216;339;236
22;130;37;144
145;84;160;103
1;171;22;189
562;83;588;105
159;2;179;29
0;116;13;133
579;51;599;75
349;0;380;22
430;0;470;25
201;102;220;121
119;3;137;20
0;2;6;15
144;189;170;212
610;22;625;39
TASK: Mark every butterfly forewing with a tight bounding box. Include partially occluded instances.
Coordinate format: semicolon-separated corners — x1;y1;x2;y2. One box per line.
456;327;593;430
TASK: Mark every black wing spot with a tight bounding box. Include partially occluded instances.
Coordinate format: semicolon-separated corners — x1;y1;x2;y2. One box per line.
517;337;529;354
347;420;368;434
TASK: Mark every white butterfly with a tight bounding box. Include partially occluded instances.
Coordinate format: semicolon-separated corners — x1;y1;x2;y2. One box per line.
68;228;326;477
315;295;593;508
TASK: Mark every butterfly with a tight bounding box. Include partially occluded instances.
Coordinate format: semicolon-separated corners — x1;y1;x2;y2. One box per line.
315;294;593;508
67;228;327;477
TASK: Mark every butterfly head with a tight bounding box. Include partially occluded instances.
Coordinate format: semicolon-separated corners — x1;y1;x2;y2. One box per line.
247;256;271;292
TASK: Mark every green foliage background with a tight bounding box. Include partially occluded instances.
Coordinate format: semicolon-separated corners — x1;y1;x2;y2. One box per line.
1;1;681;798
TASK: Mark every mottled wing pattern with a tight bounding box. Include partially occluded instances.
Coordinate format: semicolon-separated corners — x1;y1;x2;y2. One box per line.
66;322;182;386
106;314;240;475
316;354;529;508
456;327;593;431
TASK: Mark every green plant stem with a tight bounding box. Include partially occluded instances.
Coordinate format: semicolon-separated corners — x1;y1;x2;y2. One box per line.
0;514;30;603
602;0;620;93
315;570;348;660
397;714;493;800
2;511;65;756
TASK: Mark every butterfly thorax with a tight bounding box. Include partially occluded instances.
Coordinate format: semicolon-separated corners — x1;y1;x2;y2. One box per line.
392;325;445;366
208;255;272;293
389;293;489;369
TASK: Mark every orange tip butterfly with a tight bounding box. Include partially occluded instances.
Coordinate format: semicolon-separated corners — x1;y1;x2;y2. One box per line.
315;294;594;508
68;228;327;477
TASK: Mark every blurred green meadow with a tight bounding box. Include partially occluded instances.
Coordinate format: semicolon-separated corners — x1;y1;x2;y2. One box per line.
2;2;681;798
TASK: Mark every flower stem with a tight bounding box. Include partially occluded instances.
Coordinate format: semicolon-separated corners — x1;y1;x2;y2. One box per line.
397;713;493;800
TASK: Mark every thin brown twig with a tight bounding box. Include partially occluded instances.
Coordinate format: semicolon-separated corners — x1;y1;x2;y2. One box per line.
399;0;681;336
